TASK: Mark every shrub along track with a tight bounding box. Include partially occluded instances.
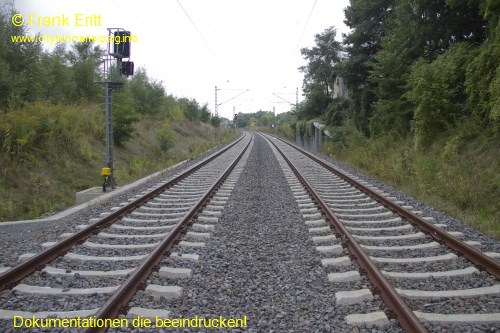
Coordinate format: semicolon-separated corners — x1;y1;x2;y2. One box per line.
262;133;499;332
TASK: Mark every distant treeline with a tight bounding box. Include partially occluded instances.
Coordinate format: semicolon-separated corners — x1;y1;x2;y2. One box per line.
296;0;499;148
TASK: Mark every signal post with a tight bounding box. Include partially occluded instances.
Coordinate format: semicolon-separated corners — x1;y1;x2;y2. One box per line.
96;28;134;192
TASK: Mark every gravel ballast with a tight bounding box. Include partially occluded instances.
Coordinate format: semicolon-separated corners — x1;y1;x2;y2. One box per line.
0;137;241;268
138;134;402;332
1;132;498;332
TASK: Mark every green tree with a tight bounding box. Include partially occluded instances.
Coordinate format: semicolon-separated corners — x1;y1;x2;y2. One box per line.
0;8;44;108
200;103;211;123
464;2;500;122
339;0;394;134
299;27;342;99
325;98;352;127
39;44;76;103
210;115;221;128
156;123;176;151
66;41;104;102
369;0;485;136
299;91;332;120
406;43;476;148
128;68;165;115
184;99;202;122
257;112;274;127
298;27;342;123
113;84;140;145
235;113;250;128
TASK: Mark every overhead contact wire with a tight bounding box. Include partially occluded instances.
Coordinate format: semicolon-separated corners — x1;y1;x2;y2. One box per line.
295;0;318;49
177;0;221;64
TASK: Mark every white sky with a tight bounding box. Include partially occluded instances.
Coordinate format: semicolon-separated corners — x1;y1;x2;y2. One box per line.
13;0;350;119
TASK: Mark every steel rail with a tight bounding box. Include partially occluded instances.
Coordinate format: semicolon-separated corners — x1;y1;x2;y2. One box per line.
0;134;246;292
85;133;253;333
271;134;500;280
266;135;428;333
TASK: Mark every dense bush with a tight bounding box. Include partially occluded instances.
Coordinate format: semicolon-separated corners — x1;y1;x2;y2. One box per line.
0;103;103;159
112;85;140;145
465;29;500;122
294;0;497;142
156;124;176;151
325;98;352;127
406;43;475;148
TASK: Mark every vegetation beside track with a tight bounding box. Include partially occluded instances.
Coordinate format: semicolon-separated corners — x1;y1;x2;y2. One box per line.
321;123;499;240
258;119;499;240
0;6;235;222
0;102;235;221
280;0;500;240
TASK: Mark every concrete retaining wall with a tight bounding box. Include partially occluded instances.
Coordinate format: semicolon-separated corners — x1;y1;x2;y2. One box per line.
295;121;331;153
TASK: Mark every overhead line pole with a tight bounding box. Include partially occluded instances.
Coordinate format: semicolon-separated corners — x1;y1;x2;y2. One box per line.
215;85;218;141
273;87;299;111
296;87;298;110
214;86;249;140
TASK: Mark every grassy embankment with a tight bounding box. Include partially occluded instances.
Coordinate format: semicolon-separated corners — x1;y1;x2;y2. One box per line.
0;102;235;221
320;123;499;239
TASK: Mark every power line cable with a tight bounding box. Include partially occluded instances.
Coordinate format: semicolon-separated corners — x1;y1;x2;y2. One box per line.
295;0;306;29
198;0;216;33
273;0;313;113
296;0;318;49
111;0;155;32
279;0;317;95
177;0;221;64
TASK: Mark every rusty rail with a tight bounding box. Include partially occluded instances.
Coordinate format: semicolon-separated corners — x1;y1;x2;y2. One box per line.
86;133;253;333
266;135;428;333
0;134;246;292
272;135;500;280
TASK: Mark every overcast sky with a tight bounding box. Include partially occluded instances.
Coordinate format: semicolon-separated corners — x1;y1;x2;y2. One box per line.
14;0;350;119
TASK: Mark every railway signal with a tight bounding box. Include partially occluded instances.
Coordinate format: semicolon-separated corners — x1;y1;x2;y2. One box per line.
96;28;135;192
233;113;238;133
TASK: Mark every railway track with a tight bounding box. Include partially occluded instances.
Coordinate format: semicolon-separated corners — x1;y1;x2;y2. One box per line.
261;133;500;332
0;131;498;332
0;133;253;332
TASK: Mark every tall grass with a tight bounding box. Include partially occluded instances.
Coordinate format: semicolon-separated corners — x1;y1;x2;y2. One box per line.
0;103;237;222
0;102;103;158
323;125;499;239
0;102;104;220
